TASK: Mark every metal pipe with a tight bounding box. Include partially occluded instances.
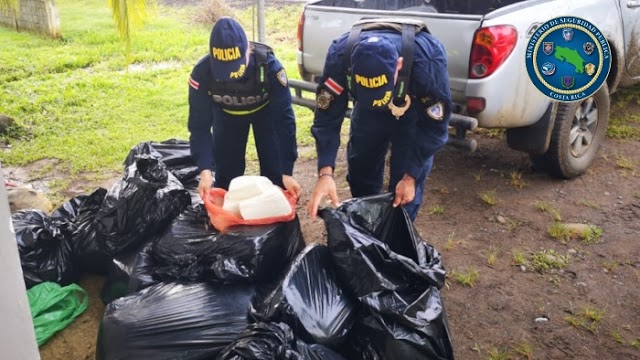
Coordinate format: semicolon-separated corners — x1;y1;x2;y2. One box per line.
256;0;266;43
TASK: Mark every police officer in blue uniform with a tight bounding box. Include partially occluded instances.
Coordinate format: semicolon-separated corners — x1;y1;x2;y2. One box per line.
188;17;300;199
307;19;452;221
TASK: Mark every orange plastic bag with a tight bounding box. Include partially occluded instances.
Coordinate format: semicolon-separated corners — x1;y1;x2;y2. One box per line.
202;187;297;233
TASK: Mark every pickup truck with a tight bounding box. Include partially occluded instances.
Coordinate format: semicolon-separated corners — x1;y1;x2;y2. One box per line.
289;0;640;179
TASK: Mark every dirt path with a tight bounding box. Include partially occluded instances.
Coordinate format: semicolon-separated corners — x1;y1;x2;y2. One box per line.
419;136;640;359
29;125;640;359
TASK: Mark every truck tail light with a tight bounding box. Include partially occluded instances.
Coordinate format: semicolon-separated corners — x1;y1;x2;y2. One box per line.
466;97;486;116
296;11;304;52
469;25;517;79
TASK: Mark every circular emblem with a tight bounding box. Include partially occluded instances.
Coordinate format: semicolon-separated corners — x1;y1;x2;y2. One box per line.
525;16;611;102
316;90;333;110
541;62;556;76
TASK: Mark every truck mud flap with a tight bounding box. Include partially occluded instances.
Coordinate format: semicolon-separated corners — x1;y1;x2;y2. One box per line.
506;102;558;155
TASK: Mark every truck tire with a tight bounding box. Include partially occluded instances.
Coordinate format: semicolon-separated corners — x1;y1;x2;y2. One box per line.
530;84;610;179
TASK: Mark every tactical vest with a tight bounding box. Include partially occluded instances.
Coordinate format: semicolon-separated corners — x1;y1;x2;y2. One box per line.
343;18;430;106
210;42;271;115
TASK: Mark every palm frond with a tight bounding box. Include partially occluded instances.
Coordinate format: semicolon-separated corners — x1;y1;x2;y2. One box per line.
108;0;155;39
107;0;157;63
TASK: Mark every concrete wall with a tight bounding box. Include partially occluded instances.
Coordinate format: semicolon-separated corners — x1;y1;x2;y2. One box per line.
0;0;61;38
0;164;41;360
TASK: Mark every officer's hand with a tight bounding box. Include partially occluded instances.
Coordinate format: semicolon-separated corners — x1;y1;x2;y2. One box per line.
307;175;340;221
198;170;214;200
393;174;416;208
282;175;301;200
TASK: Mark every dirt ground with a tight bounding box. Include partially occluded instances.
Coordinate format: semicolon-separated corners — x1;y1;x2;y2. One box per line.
21;108;638;359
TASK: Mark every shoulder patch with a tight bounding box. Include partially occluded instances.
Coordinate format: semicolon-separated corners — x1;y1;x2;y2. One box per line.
316;89;334;110
188;76;199;90
323;77;344;95
426;102;444;120
276;68;288;87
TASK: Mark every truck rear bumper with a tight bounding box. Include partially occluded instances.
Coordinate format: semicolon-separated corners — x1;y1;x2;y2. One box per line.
289;79;479;152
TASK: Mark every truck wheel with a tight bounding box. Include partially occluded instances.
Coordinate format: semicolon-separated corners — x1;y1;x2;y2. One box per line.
530;84;610;179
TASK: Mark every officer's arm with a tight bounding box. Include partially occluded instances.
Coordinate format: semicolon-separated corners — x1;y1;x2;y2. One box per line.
310;37;350;172
268;57;298;176
187;64;215;173
406;42;452;180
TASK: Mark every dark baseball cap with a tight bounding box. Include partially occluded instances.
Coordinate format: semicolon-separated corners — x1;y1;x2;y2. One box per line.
209;17;248;81
350;35;398;110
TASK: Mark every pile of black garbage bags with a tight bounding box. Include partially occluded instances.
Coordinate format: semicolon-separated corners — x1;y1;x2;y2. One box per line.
12;139;455;360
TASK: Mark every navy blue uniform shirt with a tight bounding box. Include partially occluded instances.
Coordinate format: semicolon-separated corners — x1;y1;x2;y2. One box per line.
311;29;452;180
187;48;297;179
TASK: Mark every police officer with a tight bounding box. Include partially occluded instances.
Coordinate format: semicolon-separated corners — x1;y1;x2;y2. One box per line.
306;19;452;221
188;17;300;199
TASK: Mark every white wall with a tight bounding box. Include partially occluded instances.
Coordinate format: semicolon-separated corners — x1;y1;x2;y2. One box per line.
0;164;40;360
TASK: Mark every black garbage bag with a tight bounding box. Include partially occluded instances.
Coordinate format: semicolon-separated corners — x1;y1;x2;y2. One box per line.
345;304;453;360
12;210;78;288
309;344;346;360
100;238;158;304
217;322;347;360
318;193;453;360
151;204;217;282
55;188;112;275
124;139;197;178
96;282;255;360
50;192;91;222
152;205;305;285
124;139;201;204
250;243;356;347
96;155;191;255
205;217;305;284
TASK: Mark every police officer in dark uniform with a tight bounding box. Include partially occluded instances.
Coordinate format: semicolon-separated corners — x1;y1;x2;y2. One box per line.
307;19;452;221
188;17;300;199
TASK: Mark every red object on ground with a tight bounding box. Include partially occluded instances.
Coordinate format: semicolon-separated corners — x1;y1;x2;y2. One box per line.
202;187;297;233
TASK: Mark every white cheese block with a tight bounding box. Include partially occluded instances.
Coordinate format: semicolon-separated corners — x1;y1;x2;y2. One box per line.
226;176;273;201
221;197;242;216
239;185;292;220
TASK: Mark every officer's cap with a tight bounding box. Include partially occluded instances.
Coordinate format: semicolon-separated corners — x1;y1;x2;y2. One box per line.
210;17;248;81
350;35;398;110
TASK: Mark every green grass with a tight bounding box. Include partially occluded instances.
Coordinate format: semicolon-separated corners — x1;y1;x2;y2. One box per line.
610;330;625;344
450;267;479;287
547;222;603;244
531;249;569;273
547;222;573;243
485;245;500;266
478;190;498;206
534;200;562;221
511;250;527;266
428;204;445;215
486;345;510;360
609;85;640;139
513;341;534;359
0;0;314;186
508;170;526;189
565;306;605;333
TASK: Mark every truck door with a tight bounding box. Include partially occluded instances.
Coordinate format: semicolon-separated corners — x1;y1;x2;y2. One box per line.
620;0;640;77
